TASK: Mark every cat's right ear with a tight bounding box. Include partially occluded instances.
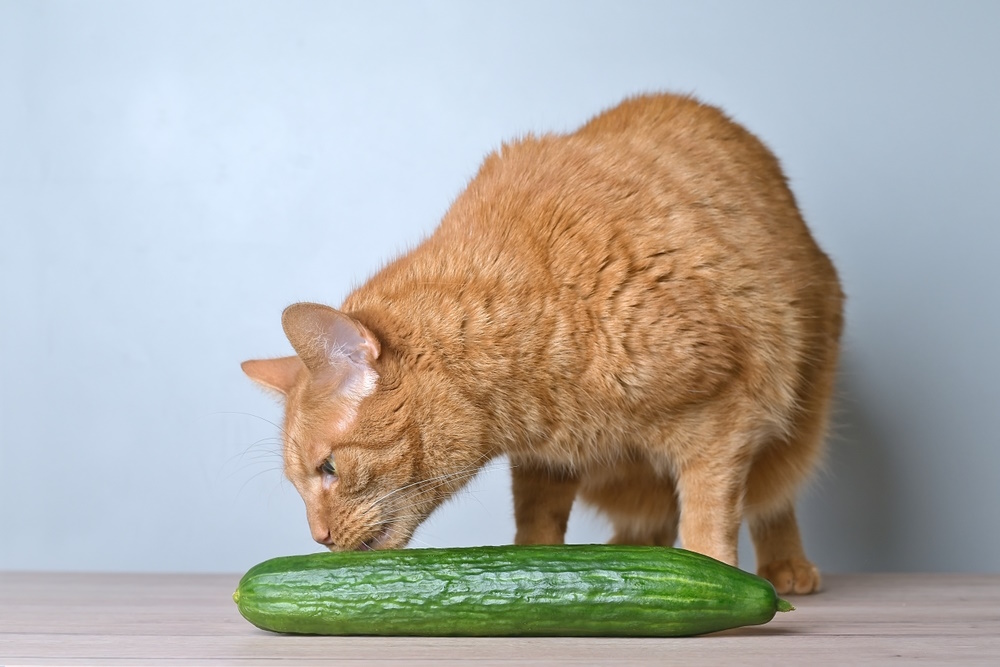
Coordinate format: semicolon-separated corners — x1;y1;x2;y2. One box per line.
240;356;304;397
280;303;380;379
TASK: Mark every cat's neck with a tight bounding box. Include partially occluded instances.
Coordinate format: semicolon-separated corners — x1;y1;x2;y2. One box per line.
342;230;557;456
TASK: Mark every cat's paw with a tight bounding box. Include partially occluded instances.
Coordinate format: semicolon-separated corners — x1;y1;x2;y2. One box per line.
758;558;822;595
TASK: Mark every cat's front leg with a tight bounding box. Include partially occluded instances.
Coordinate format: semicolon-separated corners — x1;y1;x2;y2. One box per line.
675;454;747;566
510;459;579;545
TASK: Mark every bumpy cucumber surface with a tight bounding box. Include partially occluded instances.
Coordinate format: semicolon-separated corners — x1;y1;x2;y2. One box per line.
234;545;793;636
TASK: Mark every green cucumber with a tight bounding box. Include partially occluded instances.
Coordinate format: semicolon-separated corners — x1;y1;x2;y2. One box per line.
233;545;793;637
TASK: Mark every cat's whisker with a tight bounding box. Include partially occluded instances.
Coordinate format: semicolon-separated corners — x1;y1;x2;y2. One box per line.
213;410;310;481
368;469;495;525
233;458;285;472
213;410;312;458
213;411;292;439
367;464;487;509
244;448;284;460
402;534;438;549
374;471;486;513
221;455;283;481
241;452;284;463
383;457;505;504
223;437;282;469
227;458;284;474
225;445;284;469
236;465;287;497
361;514;431;529
228;465;284;482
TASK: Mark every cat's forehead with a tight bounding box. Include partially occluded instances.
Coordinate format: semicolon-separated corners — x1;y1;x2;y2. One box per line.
286;397;350;446
283;375;374;463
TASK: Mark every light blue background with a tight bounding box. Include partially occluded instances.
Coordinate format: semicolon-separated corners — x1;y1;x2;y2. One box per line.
2;1;998;573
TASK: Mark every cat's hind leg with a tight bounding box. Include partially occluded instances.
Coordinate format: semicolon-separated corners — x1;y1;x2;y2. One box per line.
510;458;579;544
745;278;840;594
748;503;821;594
743;408;829;594
578;461;679;546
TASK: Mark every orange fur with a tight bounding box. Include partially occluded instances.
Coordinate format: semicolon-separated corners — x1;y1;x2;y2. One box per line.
243;93;843;594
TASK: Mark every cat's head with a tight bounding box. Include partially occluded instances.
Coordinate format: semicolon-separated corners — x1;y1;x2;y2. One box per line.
241;303;479;551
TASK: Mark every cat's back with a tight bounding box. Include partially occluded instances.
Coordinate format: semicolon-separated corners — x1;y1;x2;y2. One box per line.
442;93;835;293
574;92;736;143
572;93;808;242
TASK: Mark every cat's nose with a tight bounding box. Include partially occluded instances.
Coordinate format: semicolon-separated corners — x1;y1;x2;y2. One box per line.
312;527;334;546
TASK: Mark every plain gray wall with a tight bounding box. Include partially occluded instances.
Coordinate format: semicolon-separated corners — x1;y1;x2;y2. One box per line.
2;1;998;574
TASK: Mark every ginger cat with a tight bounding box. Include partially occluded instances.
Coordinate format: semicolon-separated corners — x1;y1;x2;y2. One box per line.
242;93;843;595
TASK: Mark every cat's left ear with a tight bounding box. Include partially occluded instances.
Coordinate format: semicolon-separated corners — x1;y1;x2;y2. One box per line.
241;356;304;396
280;302;381;379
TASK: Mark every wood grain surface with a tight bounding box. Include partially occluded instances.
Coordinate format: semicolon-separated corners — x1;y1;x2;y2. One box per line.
1;572;998;665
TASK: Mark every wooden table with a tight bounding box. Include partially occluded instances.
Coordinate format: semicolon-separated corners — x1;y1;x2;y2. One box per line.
1;573;998;665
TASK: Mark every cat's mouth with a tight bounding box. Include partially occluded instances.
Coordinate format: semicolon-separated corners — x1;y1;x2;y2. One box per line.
355;522;398;551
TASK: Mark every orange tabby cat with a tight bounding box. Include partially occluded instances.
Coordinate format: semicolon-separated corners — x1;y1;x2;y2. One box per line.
242;93;843;595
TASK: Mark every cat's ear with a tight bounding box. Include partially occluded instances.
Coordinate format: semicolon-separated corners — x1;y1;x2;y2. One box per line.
280;303;381;379
240;356;304;396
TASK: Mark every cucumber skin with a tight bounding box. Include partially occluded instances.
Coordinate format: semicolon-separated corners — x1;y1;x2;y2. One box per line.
234;545;786;637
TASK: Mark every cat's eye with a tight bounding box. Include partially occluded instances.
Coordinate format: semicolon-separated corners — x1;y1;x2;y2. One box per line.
320;456;337;478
